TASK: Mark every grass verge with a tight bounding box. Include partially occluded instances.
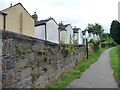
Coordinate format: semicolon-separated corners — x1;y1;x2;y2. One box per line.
110;45;120;87
46;48;106;88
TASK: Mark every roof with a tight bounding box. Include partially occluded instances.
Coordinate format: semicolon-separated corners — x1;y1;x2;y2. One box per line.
35;18;58;26
64;24;70;28
58;24;71;31
82;31;86;35
65;24;73;29
73;28;80;33
0;11;7;15
2;3;33;19
58;24;66;31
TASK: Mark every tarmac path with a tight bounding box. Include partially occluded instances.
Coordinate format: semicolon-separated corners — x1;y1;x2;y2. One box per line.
68;48;118;88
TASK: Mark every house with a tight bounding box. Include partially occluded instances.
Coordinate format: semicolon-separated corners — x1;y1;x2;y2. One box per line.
0;3;35;37
73;27;79;44
87;30;101;41
82;30;86;44
65;24;73;44
78;29;84;44
35;17;59;43
93;33;98;40
96;34;100;40
73;27;84;44
58;22;73;44
58;22;67;44
85;30;89;40
88;32;94;41
82;30;91;44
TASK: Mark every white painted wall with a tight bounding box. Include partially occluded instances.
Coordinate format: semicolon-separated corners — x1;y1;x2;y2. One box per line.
35;25;45;40
74;33;79;43
35;19;59;43
85;31;89;39
46;20;59;43
78;30;84;44
91;33;94;40
66;25;73;44
88;33;94;42
97;35;100;40
93;34;97;40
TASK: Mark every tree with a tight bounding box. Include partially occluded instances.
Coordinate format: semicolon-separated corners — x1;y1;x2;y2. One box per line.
101;33;116;47
110;20;120;44
85;24;94;33
93;23;104;36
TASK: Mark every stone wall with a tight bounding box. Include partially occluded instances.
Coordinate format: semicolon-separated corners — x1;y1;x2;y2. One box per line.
2;30;86;88
0;30;2;89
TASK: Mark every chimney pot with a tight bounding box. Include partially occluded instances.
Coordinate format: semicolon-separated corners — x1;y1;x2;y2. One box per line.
32;11;38;22
10;3;12;7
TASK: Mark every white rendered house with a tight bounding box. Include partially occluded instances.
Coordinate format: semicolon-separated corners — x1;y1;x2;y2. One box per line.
96;34;100;40
82;30;86;45
85;30;89;40
93;33;98;41
35;17;59;43
79;29;84;44
73;27;84;44
73;27;79;44
65;24;73;44
58;22;73;44
58;23;67;44
88;32;94;41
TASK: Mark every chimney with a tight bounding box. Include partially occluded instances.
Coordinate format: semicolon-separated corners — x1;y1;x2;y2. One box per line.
10;3;12;7
32;12;38;22
59;21;63;25
58;22;62;27
74;26;77;28
49;16;52;19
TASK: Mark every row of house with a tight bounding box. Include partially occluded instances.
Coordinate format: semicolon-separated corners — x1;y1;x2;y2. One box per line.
0;3;100;45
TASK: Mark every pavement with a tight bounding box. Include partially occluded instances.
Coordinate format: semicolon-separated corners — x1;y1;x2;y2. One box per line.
68;48;118;88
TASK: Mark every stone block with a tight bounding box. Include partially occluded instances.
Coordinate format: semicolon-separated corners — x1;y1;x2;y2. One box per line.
6;60;15;70
15;59;27;69
20;67;32;88
48;68;56;80
21;67;32;80
2;69;16;87
20;78;32;88
35;72;49;88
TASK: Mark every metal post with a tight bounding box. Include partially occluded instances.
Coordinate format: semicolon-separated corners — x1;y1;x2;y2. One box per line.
86;38;88;59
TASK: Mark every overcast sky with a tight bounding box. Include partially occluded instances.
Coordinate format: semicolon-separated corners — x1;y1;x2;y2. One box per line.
0;0;119;33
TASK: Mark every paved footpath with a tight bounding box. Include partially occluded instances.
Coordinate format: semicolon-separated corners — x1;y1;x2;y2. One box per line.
68;48;118;88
